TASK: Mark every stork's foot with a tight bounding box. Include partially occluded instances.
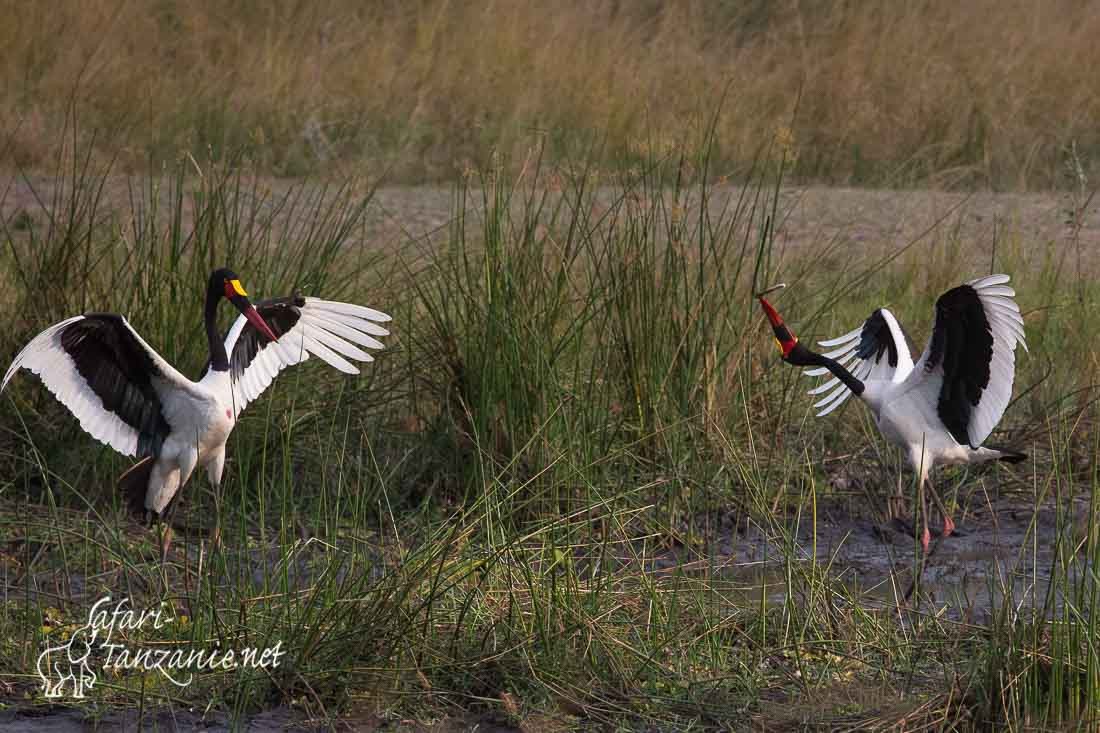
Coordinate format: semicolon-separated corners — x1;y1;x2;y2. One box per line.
877;513;960;554
884;517;937;555
942;515;956;538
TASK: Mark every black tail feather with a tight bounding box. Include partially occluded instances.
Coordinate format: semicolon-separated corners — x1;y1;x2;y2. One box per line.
987;445;1027;464
118;457;154;517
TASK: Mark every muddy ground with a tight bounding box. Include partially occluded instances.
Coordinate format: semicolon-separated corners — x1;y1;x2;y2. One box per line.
654;480;1072;625
0;480;1064;731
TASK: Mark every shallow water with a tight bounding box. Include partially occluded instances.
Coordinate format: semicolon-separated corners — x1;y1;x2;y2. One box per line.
633;487;1089;624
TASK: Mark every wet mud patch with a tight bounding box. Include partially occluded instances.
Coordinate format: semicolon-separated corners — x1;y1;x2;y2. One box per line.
634;483;1082;624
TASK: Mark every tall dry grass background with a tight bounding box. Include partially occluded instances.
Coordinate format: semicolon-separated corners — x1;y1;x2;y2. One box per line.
1;0;1098;187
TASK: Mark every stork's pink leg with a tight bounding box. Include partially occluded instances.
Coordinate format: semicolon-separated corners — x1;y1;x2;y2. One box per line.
919;481;932;554
159;525;174;562
925;480;955;538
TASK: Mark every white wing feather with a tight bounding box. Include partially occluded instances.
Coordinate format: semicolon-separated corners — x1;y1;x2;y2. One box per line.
803;307;913;417
2;315;191;457
217;297;390;416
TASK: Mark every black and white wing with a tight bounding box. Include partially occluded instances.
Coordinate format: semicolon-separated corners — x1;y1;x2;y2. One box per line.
898;274;1027;448
2;314;188;457
804;307;915;416
215;296;390;416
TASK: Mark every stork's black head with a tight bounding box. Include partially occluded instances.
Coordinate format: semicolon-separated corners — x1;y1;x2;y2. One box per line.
208;268;246;302
758;296;798;358
206;268;280;343
757;296;821;367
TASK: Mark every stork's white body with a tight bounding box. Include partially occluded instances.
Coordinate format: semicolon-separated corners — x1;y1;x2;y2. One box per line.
143;370;236;514
875;392;1005;477
800;275;1028;537
3;295;390;517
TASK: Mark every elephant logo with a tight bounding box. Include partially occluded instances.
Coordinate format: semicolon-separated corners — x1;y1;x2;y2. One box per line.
36;623;98;698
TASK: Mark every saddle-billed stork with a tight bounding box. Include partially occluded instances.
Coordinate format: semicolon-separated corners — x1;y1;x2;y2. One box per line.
3;268;390;551
758;275;1027;552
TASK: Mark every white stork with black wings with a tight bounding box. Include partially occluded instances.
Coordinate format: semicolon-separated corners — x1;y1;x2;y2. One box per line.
759;274;1027;552
2;268;389;545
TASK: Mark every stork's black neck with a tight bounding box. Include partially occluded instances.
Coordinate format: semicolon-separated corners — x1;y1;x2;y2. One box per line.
788;343;865;396
206;277;229;372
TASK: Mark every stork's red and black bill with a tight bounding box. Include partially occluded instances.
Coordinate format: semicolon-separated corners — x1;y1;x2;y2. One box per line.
757;289;798;359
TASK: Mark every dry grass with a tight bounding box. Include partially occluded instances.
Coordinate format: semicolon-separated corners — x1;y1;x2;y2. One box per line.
0;0;1098;187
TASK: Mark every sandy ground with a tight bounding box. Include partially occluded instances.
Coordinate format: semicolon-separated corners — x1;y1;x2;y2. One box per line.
3;172;1098;259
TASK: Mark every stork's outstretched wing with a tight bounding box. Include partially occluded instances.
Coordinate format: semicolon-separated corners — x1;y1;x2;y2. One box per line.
2;314;189;456
897;274;1027;448
217;296;390;416
804;308;914;416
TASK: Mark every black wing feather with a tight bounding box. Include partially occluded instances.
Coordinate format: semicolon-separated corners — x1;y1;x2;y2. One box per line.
228;296;305;381
857;309;898;368
924;285;993;447
58;315;171;456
